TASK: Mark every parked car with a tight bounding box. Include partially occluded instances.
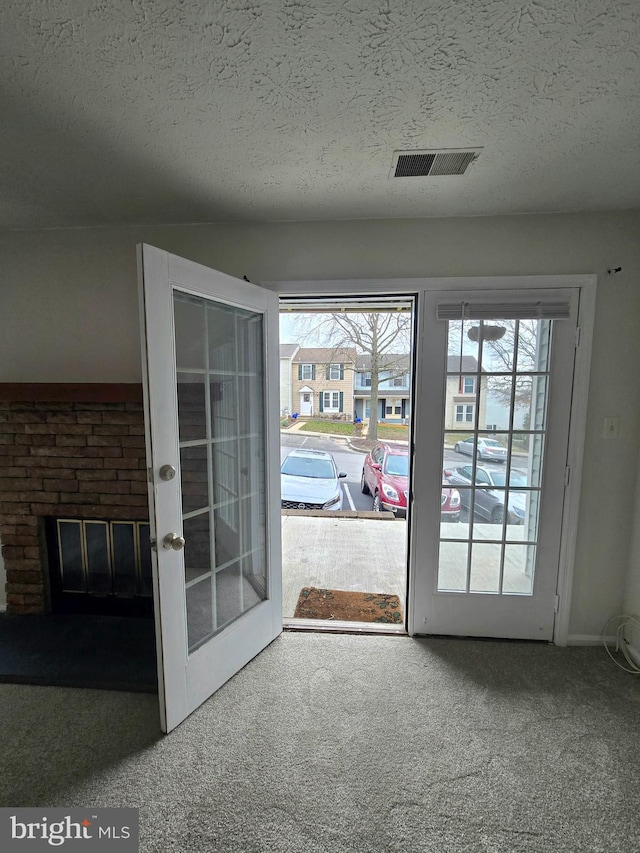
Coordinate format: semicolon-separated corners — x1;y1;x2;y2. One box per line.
281;449;347;510
361;441;460;521
443;464;528;524
454;436;507;462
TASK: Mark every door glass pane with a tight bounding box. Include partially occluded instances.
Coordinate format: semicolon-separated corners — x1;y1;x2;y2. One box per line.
183;513;211;584
439;315;554;595
516;320;552;372
180;445;209;514
174;291;268;653
437;541;468;592
502;544;536;594
177;374;206;441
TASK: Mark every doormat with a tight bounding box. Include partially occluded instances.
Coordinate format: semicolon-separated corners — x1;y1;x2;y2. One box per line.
293;587;403;624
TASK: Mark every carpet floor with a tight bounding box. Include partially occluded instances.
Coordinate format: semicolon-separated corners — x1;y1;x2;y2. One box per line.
0;632;638;853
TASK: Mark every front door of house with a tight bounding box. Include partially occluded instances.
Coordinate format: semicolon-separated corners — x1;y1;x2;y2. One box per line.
411;289;580;641
138;244;282;733
300;391;313;416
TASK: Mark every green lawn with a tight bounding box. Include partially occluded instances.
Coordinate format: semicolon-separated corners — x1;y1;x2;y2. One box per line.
297;420;357;436
294;419;410;441
374;424;409;441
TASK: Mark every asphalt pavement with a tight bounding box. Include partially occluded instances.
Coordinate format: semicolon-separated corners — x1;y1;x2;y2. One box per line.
280;424;471;513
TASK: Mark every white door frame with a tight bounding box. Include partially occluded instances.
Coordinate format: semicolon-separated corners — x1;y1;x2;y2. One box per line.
265;276;596;645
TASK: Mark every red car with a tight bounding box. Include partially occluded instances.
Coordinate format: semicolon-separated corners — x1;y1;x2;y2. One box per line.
361;442;461;521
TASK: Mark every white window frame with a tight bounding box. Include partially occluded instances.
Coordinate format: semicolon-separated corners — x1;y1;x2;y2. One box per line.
301;364;313;380
455;404;474;423
323;391;340;411
329;364;341;380
463;376;475;394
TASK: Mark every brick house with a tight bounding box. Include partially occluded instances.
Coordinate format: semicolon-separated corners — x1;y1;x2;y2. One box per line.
290;347;357;420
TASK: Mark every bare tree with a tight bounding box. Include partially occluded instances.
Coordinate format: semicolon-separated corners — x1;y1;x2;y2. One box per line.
287;311;411;441
482;319;547;411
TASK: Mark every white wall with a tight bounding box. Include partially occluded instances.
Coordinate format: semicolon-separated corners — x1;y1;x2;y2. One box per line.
1;211;639;639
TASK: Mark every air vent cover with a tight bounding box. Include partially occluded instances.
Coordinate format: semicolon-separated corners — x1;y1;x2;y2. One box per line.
391;148;482;178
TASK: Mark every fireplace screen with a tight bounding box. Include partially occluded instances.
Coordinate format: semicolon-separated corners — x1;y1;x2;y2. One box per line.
46;518;153;616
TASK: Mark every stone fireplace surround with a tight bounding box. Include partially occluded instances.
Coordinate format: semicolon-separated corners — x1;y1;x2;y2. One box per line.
0;385;149;614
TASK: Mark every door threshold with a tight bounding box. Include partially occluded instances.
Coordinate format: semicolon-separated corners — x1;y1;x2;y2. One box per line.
283;617;406;635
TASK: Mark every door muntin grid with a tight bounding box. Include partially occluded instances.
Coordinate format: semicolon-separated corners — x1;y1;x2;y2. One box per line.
173;291;267;653
439;318;552;596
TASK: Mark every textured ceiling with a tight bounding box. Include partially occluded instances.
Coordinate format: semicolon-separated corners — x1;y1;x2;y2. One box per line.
1;0;639;228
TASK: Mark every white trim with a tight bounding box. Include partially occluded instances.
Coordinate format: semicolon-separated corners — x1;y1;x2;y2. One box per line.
553;279;597;646
264;275;592;296
568;634;617;646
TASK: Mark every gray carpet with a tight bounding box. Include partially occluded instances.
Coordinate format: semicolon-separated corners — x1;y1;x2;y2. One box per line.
0;632;638;852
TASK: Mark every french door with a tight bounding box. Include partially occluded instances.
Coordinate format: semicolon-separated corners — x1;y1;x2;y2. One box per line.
411;289;580;640
138;245;282;733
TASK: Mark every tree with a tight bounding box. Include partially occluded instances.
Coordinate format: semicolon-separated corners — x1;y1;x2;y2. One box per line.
483;319;549;413
449;319;548;413
287;310;411;441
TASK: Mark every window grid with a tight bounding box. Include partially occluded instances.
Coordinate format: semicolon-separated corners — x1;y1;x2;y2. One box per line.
440;318;552;596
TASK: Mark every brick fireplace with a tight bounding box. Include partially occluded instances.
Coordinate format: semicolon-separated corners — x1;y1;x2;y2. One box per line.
0;385;150;615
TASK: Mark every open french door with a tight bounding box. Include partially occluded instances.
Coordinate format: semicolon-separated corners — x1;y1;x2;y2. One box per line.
138;245;282;733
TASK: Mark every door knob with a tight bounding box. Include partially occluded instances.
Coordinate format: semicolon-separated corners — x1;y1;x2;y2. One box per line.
163;533;185;551
159;464;176;481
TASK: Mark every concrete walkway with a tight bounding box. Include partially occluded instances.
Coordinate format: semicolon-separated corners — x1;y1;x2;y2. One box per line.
281;513;531;619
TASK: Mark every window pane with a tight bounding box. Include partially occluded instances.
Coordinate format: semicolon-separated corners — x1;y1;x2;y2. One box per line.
516;320;552;372
481;376;513;430
207;302;236;372
511;375;548;432
181;445;209;514
508;434;545;489
184;513;211;584
481;320;515;373
177;374;206;442
502;544;536;594
174;295;205;370
469;542;502;593
437;540;468;592
186;577;213;650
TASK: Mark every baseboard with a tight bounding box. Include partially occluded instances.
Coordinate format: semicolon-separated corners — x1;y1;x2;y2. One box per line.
567;633;616;646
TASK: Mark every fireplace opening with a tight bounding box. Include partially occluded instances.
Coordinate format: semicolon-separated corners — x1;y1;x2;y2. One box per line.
45;517;153;617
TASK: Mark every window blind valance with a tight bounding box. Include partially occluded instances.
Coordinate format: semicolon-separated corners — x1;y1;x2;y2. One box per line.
436;301;571;321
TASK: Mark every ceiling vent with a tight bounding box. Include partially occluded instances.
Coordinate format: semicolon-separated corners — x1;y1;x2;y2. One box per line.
391;148;482;178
